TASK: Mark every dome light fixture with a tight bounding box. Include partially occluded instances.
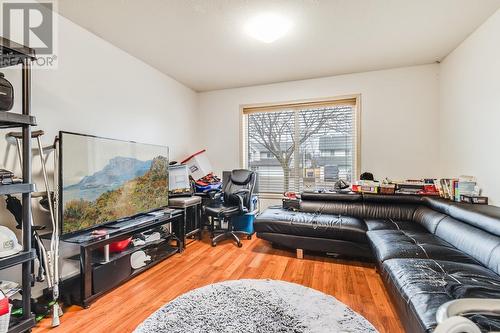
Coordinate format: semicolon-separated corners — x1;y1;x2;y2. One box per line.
245;13;292;43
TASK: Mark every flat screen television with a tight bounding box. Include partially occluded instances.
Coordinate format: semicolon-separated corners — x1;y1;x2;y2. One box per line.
59;131;169;236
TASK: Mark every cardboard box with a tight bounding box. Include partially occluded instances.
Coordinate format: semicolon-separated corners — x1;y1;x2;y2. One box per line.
181;150;213;181
380;184;395;195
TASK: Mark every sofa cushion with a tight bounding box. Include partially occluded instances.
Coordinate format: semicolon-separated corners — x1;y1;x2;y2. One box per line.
382;258;500;332
361;202;418;221
168;195;202;208
254;208;368;243
412;206;447;234
365;218;426;232
435;216;500;275
299;200;419;221
367;230;478;264
300;192;362;202
363;193;425;205
425;197;500;237
299;200;366;218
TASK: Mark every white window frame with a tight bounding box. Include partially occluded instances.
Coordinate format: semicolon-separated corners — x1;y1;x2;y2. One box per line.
240;95;362;199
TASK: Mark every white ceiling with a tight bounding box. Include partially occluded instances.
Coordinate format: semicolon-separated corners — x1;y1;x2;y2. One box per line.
53;0;500;92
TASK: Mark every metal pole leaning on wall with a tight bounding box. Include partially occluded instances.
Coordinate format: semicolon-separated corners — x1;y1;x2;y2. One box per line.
21;57;32;321
52;136;61;326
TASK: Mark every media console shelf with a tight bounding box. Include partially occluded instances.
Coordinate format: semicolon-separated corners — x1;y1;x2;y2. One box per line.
61;210;184;308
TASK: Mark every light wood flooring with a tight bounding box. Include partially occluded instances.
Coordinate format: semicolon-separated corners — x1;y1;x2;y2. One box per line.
35;235;404;332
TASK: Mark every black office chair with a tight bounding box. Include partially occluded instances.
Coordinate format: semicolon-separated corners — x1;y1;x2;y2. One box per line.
205;169;256;247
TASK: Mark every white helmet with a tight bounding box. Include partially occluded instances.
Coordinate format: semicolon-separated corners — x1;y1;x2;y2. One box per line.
0;226;22;258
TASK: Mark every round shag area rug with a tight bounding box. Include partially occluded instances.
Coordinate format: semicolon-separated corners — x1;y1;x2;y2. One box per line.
134;279;378;333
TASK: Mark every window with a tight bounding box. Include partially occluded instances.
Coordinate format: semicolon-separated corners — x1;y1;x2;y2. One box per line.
334;149;347;157
260;151;273;159
242;97;359;194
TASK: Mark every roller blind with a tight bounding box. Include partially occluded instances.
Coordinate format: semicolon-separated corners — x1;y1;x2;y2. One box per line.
242;98;358;194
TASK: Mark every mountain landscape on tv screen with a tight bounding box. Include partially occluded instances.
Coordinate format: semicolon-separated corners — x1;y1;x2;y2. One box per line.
63;156;168;234
64;156;153;202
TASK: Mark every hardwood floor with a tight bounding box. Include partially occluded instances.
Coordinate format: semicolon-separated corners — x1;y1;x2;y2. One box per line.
34;235;404;333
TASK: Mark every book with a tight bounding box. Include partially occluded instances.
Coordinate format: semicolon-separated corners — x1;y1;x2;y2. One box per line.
456;175;478;202
433;179;444;197
435;176;479;201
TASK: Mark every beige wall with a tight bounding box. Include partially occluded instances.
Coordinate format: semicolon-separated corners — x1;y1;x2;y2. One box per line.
197;64;440;181
0;13;197;287
439;9;500;205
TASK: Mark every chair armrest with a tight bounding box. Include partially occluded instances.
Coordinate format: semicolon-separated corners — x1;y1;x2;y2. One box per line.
206;189;222;200
437;298;500;322
433;316;481;333
434;298;500;333
233;189;250;214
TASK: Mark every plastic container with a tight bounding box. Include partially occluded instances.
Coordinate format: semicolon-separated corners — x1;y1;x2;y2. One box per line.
109;237;132;253
168;165;192;196
232;195;258;234
99;237;132;253
232;214;255;234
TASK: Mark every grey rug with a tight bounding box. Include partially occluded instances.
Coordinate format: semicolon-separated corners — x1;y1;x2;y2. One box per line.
134;279;378;333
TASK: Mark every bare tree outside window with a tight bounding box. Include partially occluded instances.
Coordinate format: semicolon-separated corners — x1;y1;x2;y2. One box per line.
246;104;355;193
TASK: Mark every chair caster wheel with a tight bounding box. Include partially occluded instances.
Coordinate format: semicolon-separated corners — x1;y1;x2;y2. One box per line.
247;235;252;240
211;241;216;247
237;242;243;248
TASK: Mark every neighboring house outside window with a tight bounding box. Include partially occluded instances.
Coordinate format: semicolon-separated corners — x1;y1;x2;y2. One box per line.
242;97;360;195
334;149;347;157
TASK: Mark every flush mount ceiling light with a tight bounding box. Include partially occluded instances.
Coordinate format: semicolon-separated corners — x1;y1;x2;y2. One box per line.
245;13;292;43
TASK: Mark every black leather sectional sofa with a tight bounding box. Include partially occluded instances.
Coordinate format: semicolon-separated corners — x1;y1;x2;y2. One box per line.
254;193;500;333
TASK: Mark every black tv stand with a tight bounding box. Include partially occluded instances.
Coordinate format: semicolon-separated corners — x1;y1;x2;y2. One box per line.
61;209;184;308
105;209;177;229
105;214;154;229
